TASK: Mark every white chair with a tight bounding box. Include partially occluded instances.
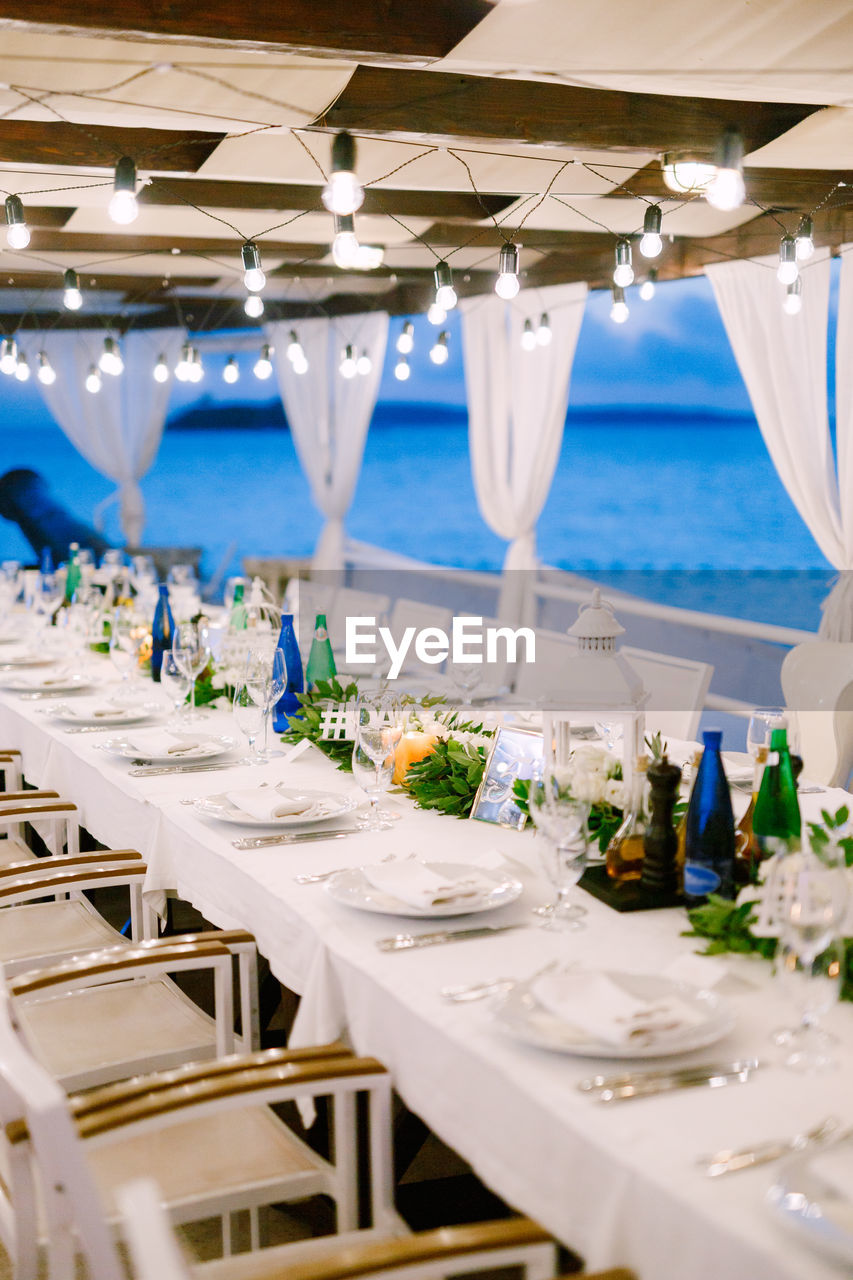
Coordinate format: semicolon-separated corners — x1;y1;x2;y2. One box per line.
781;640;853;787
386;600;454;677
0;794;79;866
620;646;713;742
512;628;573;702
329;589;391;652
0;750;23;793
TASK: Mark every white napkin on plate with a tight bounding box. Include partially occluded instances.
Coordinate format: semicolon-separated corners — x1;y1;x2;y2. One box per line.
531;970;703;1047
123;729;207;756
361;861;493;909
225;788;316;821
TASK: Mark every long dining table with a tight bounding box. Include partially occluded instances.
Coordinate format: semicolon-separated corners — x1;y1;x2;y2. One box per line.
2;651;852;1280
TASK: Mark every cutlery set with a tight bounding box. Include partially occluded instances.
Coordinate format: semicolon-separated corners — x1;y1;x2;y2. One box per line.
376;923;525;952
578;1059;761;1103
698;1117;840;1176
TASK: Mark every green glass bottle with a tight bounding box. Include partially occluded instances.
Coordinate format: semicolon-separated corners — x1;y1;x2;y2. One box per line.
63;542;81;605
753;726;801;858
229;583;248;631
305;612;336;688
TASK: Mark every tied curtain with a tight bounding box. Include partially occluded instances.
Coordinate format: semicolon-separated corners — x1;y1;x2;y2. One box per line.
460;281;588;620
265;314;389;574
706;250;853;638
19;327;185;546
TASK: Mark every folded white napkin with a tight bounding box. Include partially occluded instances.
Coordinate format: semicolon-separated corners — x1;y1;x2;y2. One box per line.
532;970;703;1047
226;788;315;821
361;860;492;910
124;729;207;756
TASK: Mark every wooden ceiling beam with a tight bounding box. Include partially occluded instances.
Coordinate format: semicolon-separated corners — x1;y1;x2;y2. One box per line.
25;230;329;261
0;270;215;293
0;120;223;171
606;160;853;211
14;206;75;228
0;2;491;64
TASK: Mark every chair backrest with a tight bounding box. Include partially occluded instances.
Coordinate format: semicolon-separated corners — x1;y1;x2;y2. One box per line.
781;641;853;787
620;645;713;742
329;589;392;651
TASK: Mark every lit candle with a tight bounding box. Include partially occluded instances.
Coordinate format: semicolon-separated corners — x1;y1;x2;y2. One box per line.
393;731;438;785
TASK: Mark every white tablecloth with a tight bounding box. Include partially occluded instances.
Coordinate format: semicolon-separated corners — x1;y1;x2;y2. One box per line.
2;656;852;1280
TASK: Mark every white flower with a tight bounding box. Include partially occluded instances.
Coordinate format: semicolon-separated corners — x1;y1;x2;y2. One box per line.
570;769;605;805
604;778;626;809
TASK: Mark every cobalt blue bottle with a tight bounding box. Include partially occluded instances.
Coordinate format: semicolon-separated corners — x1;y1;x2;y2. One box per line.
40;547;54;575
683;729;735;905
151;583;175;682
272;613;304;732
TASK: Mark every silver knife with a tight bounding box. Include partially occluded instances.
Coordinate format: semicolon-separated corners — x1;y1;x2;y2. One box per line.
578;1059;760;1092
377;924;524;952
62;725;128;734
130;762;234;777
699;1117;841;1176
582;1059;760;1103
233;830;354;850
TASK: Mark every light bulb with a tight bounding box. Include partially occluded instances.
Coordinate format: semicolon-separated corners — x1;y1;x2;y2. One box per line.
429;331;449;365
394;356;410;382
494;273;519;300
332;219;360;269
777;236;798;285
37;352;56;385
0;339;17;375
354;243;383;270
706;128;745;211
613;239;634;288
14;353;30;382
85;366;102;394
321;132;364;215
243;266;266;291
244;294;264;318
99;337;123;376
286;330;303;363
639;205;663;259
254;345;273;380
109;157;138;225
495;243;520;299
153;354;169;383
396;322;414;355
340;344;358;379
175;343;191;382
62;269;82;311
427;302;446;326
356;351;372;376
4;195;29;249
610;286;629;325
536;313;552;346
521;318;537;351
223;357;239;384
640;278;656;302
795;216;815;261
292;355;309;375
241;241;265;292
434;261;457;311
662;156;717;194
783;278;803;315
189;349;204;383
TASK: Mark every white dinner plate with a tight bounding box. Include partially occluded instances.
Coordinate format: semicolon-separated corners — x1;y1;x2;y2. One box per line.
48;705;162;728
325;859;523;918
491;970;735;1059
0;673;93;694
98;735;236;764
0;656;56;669
768;1135;853;1266
194;787;359;828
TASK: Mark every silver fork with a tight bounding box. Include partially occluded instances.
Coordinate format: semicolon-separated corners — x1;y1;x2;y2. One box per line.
440;960;559;1003
293;851;398;885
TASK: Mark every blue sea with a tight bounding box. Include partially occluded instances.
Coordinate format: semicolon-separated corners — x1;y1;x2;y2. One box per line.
0;405;834;632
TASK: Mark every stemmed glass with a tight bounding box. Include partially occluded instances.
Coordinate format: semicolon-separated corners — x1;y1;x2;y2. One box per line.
109;606;142;693
244;646;287;759
351;694;403;831
747;708;790;758
232;680;267;765
32;573;62;638
160;650;192;723
529;764;591;930
171;621;211;723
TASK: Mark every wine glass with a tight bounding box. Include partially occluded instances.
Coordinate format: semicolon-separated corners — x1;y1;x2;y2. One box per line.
232;680;266;765
32;573;62;635
747;708;788;758
529;767;591;929
171;622;211;723
351;694;403;831
244;645;288;759
109;606;142;693
160;650;192;723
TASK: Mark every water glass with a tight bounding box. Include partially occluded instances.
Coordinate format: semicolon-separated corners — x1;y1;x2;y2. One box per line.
351;694;403;831
244;645;287;759
160;650;192;722
529;770;590;929
172;621;211;722
747;707;789;758
232;681;267;765
109;606;142;689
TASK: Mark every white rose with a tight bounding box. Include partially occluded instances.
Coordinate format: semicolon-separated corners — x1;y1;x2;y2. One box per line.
604;779;626;809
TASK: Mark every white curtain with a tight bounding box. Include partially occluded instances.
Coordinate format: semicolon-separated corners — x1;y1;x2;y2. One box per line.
265;314;389;574
706;250;853;638
19;327;184;546
460;280;588;620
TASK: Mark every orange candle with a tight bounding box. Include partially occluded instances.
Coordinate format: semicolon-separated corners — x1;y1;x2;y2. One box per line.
393;731;438;785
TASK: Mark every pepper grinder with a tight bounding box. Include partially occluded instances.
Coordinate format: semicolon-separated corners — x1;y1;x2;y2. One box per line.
641;754;683;899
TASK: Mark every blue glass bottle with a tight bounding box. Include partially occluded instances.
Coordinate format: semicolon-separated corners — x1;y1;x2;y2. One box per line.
40;547;54;575
683;729;736;905
272;613;304;732
151;584;175;682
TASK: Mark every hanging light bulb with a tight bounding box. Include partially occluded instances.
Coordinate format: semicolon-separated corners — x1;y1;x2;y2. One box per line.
14;352;30;382
286;330;304;365
153;353;169;383
394;355;410;382
639;205;663;258
37;351;56;385
244;294;264;319
434;260;457;311
662;154;716;194
356;350;372;376
706;127;746;211
4;195;29;249
783;277;803;316
108;156;139;225
254;344;273;380
777;236;799;285
354;243;384;270
613;239;634;288
188;348;204;383
175;342;192;382
0;338;17;375
331;214;360;269
639;268;658;302
396;321;414;355
98;336;124;376
610;286;629;325
223;356;239;384
521;318;537;352
536;313;552;346
62;268;82;311
241;241;266;292
494;243;520;300
339;344;358;379
321;131;364;216
427;301;446;326
429;330;450;365
795;215;815;261
292;353;309;375
85;365;102;394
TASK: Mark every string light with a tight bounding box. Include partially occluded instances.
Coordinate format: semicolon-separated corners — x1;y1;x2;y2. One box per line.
640;268;658;302
521;318;537;351
98;336;124;376
292;353;309;375
613;239;634;288
244;294;264;318
223;356;239;384
783;277;803;316
777;236;798;285
536;313;552;346
62;268;82;311
153;353;170;383
108;156;139;225
639;205;663;259
340;343;358;379
241;242;265;292
37;351;56;385
354;244;384;270
357;350;372;376
85;365;102;394
495;243;520;299
332;214;360;269
175;342;192;382
434;260;457;311
188;347;204;383
396;321;414;355
286;330;305;364
4;195;29;249
429;330;450;365
254;344;273;380
321;131;363;216
662;154;716;194
394;355;410;381
13;352;29;382
795;216;815;261
610;286;629;324
427;301;446;326
706;127;745;211
0;338;17;375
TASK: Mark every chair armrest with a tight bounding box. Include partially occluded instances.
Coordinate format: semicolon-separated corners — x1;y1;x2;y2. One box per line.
0;863;149;903
8;937;234;999
0;850;142;880
0;801;77;822
0;750;22;758
0;791;59;803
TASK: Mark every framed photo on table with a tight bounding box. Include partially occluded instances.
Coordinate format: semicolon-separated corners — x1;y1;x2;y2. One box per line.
470;726;544;830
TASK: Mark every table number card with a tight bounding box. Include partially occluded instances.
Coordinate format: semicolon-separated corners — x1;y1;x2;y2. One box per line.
470;726;543;830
